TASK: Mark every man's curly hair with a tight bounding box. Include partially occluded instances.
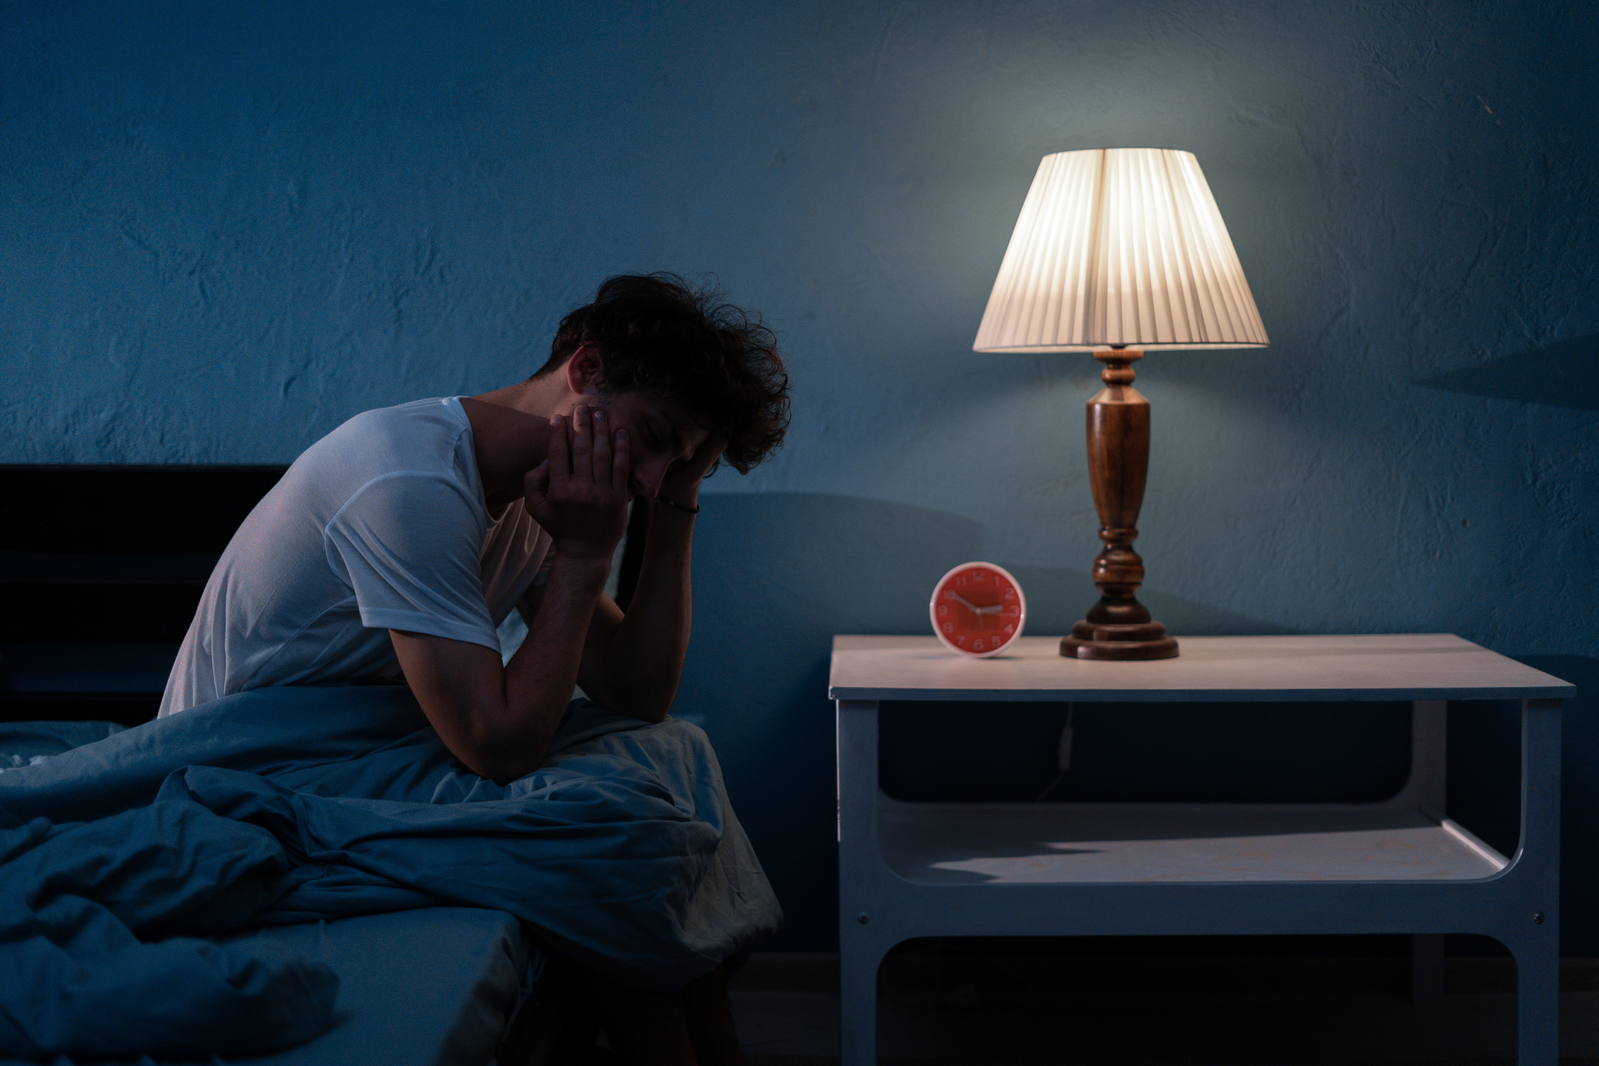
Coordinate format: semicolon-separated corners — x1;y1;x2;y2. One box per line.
533;273;790;475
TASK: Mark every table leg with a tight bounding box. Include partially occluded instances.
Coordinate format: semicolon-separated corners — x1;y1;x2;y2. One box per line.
1512;934;1560;1066
1513;698;1562;1066
837;699;882;1065
1392;699;1447;812
1407;698;1449;1003
839;930;887;1066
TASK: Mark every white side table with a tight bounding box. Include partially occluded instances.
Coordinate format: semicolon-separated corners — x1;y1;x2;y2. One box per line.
831;634;1574;1065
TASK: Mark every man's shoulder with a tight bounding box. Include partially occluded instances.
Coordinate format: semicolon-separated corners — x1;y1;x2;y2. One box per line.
309;397;470;473
275;397;481;520
335;396;465;443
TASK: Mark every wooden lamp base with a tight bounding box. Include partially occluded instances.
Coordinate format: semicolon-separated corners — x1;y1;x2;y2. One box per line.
1060;601;1179;660
1059;349;1179;661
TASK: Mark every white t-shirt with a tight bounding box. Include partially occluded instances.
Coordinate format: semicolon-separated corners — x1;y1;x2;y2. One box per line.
159;397;551;716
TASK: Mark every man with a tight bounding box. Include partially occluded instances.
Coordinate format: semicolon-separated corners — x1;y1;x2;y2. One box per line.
160;272;790;1065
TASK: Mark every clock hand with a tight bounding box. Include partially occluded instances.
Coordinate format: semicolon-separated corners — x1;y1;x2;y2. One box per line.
948;593;982;613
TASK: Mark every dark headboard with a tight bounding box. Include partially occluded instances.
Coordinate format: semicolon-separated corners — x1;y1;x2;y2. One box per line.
0;466;287;724
0;467;652;726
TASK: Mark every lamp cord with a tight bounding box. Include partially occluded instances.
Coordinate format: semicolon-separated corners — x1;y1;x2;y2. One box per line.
1035;703;1074;802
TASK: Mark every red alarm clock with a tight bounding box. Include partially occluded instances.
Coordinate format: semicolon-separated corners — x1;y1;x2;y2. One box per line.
930;561;1027;657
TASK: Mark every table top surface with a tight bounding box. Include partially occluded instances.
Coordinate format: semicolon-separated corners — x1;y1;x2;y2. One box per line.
829;634;1575;702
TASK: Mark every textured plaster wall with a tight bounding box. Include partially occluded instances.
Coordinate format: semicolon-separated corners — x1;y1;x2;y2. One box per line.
4;1;1596;952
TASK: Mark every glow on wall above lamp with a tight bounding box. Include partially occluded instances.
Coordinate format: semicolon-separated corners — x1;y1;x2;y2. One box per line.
974;148;1268;659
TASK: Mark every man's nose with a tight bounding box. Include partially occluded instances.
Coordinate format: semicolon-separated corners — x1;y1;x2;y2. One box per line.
632;462;666;499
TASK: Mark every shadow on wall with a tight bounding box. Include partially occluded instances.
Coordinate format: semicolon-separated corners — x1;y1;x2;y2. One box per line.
672;492;1318;952
1416;335;1599;411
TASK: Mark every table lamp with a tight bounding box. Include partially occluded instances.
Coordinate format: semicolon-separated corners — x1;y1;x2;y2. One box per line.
974;148;1268;660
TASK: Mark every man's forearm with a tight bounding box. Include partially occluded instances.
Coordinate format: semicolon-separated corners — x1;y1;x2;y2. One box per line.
499;555;611;756
389;552;609;784
599;499;696;720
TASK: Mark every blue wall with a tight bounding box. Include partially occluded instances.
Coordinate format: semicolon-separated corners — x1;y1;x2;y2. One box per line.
4;1;1596;953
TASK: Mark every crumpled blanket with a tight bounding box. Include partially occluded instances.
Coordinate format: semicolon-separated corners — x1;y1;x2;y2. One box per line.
0;687;781;1060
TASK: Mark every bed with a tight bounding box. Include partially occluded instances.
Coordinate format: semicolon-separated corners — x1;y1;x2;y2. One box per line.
0;686;780;1063
0;469;776;1064
0;903;535;1066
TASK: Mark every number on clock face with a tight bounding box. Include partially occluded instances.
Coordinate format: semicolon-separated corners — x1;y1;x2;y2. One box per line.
929;561;1027;658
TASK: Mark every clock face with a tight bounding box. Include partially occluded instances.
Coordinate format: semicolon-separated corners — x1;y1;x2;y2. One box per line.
930;562;1027;657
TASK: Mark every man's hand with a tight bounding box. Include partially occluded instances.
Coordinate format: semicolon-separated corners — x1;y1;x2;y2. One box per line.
523;406;630;562
657;431;728;508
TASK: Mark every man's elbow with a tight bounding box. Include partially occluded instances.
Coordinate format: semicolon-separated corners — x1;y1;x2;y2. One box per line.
447;743;529;786
630;703;672;726
468;747;551;787
472;754;539;787
600;691;673;725
584;675;675;725
451;713;556;786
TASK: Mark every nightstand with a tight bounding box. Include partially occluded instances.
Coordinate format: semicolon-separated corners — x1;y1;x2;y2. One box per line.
831;634;1574;1065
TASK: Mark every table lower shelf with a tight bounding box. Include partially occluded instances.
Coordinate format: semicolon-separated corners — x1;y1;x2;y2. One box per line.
877;797;1510;885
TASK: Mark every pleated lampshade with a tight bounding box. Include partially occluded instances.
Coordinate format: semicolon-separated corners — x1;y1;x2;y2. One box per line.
974;148;1268;352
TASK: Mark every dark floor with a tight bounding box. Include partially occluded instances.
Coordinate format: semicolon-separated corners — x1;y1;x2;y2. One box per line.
728;952;1599;1064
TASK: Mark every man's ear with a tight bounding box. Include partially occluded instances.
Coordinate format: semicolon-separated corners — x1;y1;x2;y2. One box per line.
564;345;605;396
